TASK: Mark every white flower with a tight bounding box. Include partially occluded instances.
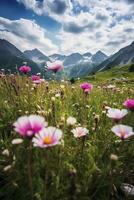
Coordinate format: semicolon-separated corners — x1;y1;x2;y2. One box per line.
32;127;63;148
110;154;118;161
3;165;12;172
107;85;116;89
66;117;77;125
107;108;128;122
51;97;56;102
71;127;89;138
60;85;65;89
111;124;134;140
11;138;23;145
55;93;61;98
2;149;10;156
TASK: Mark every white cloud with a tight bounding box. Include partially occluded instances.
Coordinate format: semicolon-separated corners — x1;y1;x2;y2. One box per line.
58;15;134;55
0;17;58;55
0;0;134;55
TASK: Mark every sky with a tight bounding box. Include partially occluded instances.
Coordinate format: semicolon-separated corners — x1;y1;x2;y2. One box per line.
0;0;134;56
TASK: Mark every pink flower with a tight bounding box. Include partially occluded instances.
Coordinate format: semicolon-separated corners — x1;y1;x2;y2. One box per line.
13;115;47;137
111;124;134;140
80;83;93;93
19;65;31;74
47;61;63;73
31;75;41;84
32;127;63;148
123;99;134;111
71;127;89;138
107;108;128;122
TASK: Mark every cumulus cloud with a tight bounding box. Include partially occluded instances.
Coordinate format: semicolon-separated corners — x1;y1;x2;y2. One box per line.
0;17;58;54
4;0;134;55
47;0;68;15
17;0;70;16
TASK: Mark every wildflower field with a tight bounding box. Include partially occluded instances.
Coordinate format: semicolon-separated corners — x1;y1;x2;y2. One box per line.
0;66;134;200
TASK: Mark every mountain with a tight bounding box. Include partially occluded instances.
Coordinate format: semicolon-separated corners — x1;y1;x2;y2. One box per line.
91;51;108;63
83;52;92;57
24;48;50;67
49;54;66;61
0;39;40;73
98;41;134;71
63;53;83;66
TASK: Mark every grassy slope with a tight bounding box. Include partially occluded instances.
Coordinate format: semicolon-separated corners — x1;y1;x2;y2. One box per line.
82;64;134;83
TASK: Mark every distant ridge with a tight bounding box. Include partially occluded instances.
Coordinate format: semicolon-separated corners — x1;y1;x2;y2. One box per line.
98;41;134;71
0;39;40;73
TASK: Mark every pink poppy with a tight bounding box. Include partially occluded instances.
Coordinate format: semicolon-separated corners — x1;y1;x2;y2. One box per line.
13;115;47;137
31;75;41;84
123;99;134;111
32;127;63;148
19;65;31;74
80;83;93;93
47;61;63;73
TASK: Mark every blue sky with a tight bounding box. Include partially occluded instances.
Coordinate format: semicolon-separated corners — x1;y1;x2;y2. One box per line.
0;0;134;55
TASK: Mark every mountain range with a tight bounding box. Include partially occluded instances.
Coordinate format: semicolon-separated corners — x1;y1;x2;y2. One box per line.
24;49;108;68
0;39;40;73
98;41;134;71
0;39;134;78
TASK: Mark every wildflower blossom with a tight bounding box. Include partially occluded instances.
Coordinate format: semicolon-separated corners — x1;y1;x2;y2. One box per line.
14;115;47;137
32;127;63;148
107;108;128;122
67;117;77;125
11;138;23;145
107;85;116;89
3;165;12;172
19;65;31;74
31;75;41;84
47;61;63;73
123;99;134;111
71;127;89;138
111;124;134;140
110;154;118;161
80;83;93;93
2;149;10;157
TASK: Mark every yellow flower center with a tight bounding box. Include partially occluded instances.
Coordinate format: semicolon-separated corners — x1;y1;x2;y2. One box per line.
43;136;52;144
120;130;125;138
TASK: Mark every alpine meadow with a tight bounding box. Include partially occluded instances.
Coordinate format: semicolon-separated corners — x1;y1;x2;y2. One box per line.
0;0;134;200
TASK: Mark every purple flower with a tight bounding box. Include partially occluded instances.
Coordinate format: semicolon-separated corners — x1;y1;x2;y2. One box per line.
19;65;31;74
47;61;63;73
123;99;134;111
31;75;42;84
80;83;93;93
13;115;47;137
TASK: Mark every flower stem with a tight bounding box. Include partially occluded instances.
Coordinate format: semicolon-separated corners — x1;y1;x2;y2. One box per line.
44;150;48;200
27;141;33;199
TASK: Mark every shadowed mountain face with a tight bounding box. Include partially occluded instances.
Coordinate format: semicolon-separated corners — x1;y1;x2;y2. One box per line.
0;39;40;74
49;54;66;61
98;41;134;71
24;49;50;65
63;53;83;66
91;51;108;63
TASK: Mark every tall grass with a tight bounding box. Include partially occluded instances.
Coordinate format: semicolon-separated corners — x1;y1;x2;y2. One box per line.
0;74;134;200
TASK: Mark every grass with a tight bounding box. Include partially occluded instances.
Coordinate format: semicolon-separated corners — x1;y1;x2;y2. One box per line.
0;66;134;200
